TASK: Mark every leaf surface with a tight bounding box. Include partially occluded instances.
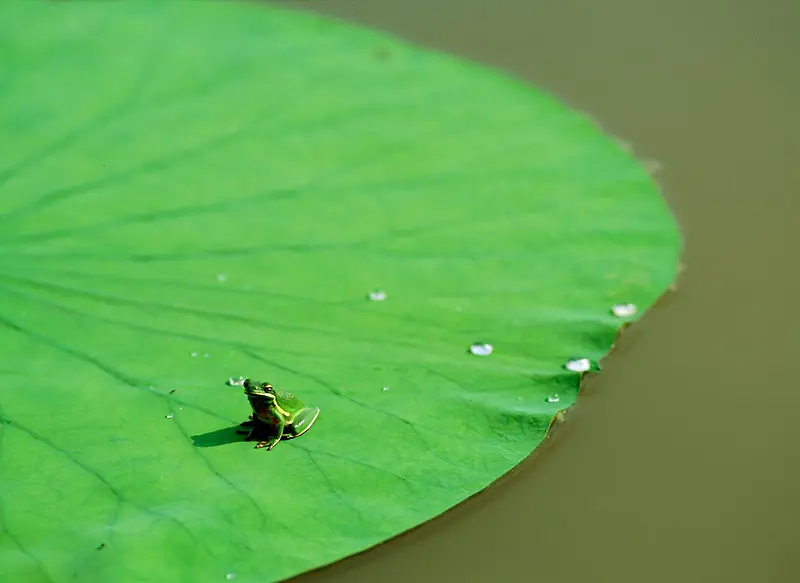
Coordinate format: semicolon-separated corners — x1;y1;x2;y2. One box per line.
0;2;680;582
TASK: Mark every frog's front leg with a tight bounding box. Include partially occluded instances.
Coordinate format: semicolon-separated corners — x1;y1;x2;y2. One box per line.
237;426;255;440
237;414;256;437
255;418;285;450
237;420;254;436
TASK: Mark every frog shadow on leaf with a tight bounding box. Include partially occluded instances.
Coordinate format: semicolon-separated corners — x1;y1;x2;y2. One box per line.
191;419;283;448
191;425;249;448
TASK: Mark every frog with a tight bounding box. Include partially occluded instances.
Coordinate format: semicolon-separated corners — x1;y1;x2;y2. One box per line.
237;379;320;450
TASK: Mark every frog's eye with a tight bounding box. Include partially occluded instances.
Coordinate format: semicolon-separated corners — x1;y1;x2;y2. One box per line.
262;383;273;391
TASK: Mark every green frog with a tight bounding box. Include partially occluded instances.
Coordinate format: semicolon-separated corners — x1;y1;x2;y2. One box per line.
237;379;320;450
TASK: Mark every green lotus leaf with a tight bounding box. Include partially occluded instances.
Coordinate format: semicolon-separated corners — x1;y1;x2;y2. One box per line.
0;2;680;582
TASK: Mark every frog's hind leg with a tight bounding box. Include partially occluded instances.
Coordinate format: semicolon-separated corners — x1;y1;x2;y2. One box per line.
284;407;320;439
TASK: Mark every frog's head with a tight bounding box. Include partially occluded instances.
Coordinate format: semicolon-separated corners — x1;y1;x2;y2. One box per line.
243;379;277;403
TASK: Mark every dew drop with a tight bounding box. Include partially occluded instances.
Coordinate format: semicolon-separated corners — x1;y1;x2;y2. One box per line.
165;413;174;419
469;342;493;356
217;273;227;283
225;574;237;581
368;290;387;301
204;353;210;358
565;358;591;372
228;376;245;387
382;386;390;392
611;303;637;318
191;352;198;357
547;393;560;403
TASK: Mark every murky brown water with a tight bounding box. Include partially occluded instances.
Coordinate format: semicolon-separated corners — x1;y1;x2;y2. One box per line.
269;1;800;581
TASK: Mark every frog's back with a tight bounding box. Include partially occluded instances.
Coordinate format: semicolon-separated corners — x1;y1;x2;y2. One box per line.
276;389;306;414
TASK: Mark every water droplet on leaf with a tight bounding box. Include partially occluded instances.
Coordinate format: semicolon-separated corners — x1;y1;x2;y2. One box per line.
469;343;493;356
225;574;237;581
547;393;560;403
565;358;591;372
217;273;227;283
191;352;198;357
228;376;245;386
611;303;637;317
368;290;387;301
165;413;174;419
203;353;210;358
382;386;390;391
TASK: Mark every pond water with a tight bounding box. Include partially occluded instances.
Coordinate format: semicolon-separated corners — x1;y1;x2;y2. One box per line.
271;1;800;582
